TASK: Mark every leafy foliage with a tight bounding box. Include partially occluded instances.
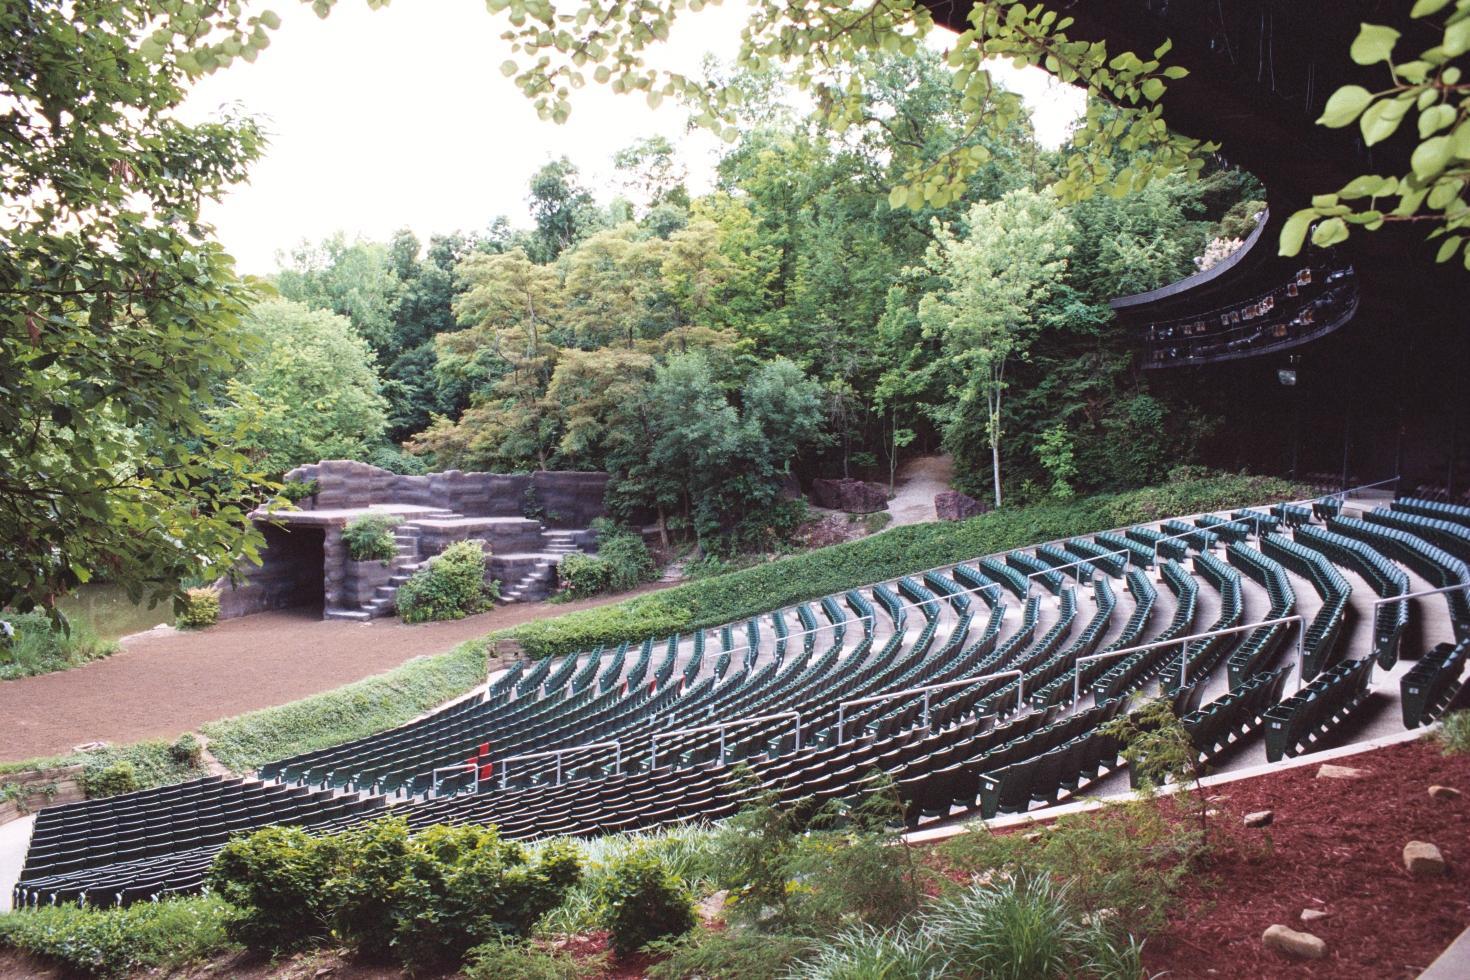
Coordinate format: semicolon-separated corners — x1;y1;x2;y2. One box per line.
594;847;697;956
0;0;277;616
395;540;498;623
0;895;234;979
208;817;582;970
464;938;598;979
208;299;390;476
645;929;815;980
557;523;656;599
341;515;400;564
279;478;321;503
0;611;116;680
174;587;221;630
1284;6;1470;262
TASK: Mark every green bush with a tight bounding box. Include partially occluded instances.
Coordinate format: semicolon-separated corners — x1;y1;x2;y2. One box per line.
786;924;944;980
393;825;582;969
396;540;497;623
342;514;400;563
279;478;320;503
200;638;486;772
0;610;116;680
168;733;203;767
595;848;697;957
507;472;1308;659
557;524;656;600
207;825;337;953
0;895;233;979
323;816;413;959
175;587;220;630
82;760;138;799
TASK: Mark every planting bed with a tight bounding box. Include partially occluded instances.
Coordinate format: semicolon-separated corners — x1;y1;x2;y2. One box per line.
1140;737;1467;979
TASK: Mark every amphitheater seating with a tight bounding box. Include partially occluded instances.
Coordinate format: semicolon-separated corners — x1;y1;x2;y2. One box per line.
1263;656;1376;762
15;494;1462;908
1400;641;1468;728
1329;516;1470;641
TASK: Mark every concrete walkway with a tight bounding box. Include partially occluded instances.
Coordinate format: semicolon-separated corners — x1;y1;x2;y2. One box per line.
885;455;956;527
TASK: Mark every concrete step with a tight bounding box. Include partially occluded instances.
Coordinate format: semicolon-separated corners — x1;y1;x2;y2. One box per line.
324;608;372;622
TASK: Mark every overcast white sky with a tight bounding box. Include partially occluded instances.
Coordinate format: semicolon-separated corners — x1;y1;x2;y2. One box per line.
182;0;1086;274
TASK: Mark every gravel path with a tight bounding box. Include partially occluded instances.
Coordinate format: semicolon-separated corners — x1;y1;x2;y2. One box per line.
884;454;956;527
0;584;672;764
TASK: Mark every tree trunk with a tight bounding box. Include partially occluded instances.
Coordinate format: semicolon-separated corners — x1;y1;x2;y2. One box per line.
991;441;1002;509
657;505;669;548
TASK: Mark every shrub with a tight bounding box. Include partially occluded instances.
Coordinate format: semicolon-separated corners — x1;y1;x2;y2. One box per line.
82;760;138;798
557;524;655;600
279;478;320;503
341;514;400;563
464;938;596;979
557;552;612;599
200;639;487;771
392;826;582;969
175;587;220;630
207;824;336;953
927;873;1082;980
595;848;697;957
0;895;233;978
366;443;428;475
168;733;202;767
396;540;496;623
507;472;1309;658
0;610;116;680
322;816;413;959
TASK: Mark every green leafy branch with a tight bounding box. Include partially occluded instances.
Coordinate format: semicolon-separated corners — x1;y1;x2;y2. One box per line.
1282;1;1470;263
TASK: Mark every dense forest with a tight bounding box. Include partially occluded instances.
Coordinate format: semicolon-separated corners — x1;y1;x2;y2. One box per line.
245;54;1259;551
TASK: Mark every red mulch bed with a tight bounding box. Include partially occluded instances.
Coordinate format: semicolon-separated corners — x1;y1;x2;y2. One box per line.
1141;738;1469;979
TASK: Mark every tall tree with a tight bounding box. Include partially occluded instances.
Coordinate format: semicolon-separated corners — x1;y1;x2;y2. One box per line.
526;157;604;263
1;1;277;612
915;188;1074;507
210;300;390;475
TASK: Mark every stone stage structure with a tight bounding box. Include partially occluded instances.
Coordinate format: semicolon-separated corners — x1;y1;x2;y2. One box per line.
215;461;609;621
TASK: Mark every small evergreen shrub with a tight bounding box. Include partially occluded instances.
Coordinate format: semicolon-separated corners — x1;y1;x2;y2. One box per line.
82;760;138;799
646;930;814;980
168;733;202;767
279;478;320;503
786;924;944;980
175;587;220;630
0;611;116;680
323;817;412;960
594;848;697;957
557;552;611;599
341;514;400;563
396;540;497;623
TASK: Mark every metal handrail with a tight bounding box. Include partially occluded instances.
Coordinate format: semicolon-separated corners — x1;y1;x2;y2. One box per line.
836;670;1023;743
1025;549;1130;597
431;763;479;796
1072;613;1306;705
496;741;622;790
649;711;801;768
1372;583;1470;610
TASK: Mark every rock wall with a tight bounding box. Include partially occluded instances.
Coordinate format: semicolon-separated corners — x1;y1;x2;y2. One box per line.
283;461;609;528
216;524;326;620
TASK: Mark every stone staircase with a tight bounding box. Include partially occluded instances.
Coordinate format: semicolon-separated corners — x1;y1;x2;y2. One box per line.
498;529;585;604
324;524;429;622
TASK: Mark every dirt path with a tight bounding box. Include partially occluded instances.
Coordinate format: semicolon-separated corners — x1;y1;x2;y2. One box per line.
884;454;955;527
0;584;672;765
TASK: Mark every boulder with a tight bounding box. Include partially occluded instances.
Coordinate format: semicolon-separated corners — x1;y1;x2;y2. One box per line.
1428;785;1461;801
1404;841;1447;878
1316;764;1368;780
935;490;988;521
1262;924;1327;959
1243;810;1274;828
810;478;889;514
